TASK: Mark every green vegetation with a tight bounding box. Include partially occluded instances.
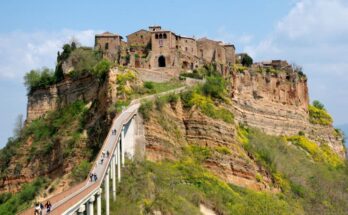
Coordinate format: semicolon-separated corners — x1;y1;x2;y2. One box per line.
24;42;109;93
243;128;348;215
180;70;234;123
24;68;56;93
0;101;89;179
241;54;253;67
287;136;343;167
143;80;183;94
111;148;294;215
233;64;248;73
0;178;48;215
71;160;92;183
308;100;333;125
139;100;153;121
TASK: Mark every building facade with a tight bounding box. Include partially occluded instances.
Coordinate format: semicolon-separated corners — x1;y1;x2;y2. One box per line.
95;26;236;75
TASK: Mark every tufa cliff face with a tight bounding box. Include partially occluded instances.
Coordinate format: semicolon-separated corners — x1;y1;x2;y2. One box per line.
26;69;118;122
230;70;345;158
144;100;278;192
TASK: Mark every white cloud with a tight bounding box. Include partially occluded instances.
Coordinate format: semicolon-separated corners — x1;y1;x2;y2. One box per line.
245;0;348;125
0;29;99;79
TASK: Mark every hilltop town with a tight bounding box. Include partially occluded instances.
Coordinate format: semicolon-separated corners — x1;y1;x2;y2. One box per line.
0;25;347;215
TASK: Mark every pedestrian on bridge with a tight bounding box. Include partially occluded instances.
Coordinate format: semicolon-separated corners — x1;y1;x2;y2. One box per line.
45;201;52;214
106;150;110;158
93;173;98;182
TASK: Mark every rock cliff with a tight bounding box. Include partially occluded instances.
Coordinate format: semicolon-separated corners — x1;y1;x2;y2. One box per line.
144;100;277;191
230;70;345;158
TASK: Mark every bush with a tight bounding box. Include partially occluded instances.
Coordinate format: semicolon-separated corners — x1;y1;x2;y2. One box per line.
24;68;56;93
312;100;325;110
92;59;111;81
202;75;226;100
139;100;153;121
68;48;100;74
308;105;333;125
71;160;91;182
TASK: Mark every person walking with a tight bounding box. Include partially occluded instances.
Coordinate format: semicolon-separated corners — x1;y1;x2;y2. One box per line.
45;201;52;214
106;150;110;158
34;203;40;215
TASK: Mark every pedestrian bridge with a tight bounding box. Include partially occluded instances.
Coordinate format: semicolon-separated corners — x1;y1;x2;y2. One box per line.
20;87;186;215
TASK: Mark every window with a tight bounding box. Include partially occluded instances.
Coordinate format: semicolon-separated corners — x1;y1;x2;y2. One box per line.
155;34;159;39
105;43;109;50
159;34;163;39
163;33;167;39
140;35;143;39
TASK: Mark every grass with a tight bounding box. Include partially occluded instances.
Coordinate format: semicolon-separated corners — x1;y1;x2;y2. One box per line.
287;136;343;167
110;155;293;215
244;128;348;215
0;178;49;215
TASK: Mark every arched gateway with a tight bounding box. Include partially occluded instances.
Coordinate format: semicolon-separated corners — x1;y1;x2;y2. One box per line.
158;55;166;67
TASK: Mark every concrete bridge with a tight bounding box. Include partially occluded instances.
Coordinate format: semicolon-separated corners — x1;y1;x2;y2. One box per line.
20;86;186;215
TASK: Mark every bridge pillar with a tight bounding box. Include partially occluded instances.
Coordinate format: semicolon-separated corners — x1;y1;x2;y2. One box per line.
112;153;116;201
97;188;102;215
105;167;110;215
87;196;95;215
121;126;125;167
117;139;121;182
77;204;85;215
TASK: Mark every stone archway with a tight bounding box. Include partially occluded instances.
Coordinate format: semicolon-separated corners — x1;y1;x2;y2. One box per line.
158;55;166;67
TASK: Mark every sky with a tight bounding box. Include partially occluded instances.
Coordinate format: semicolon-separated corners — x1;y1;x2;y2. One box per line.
0;0;348;148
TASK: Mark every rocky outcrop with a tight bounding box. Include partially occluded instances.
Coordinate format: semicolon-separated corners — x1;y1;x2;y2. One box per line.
27;69;118;122
230;70;345;158
144;101;277;191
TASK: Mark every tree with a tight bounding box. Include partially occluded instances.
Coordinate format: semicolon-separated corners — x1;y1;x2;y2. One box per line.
312;100;325;110
202;75;226;99
241;54;253;67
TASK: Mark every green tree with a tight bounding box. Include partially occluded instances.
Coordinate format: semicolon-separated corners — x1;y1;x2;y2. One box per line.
93;59;111;81
312;100;325;110
241;54;253;67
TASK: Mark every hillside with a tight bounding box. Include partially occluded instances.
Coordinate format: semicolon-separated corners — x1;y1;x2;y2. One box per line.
0;42;347;214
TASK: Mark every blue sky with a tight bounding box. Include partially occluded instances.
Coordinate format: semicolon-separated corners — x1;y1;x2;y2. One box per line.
1;0;348;147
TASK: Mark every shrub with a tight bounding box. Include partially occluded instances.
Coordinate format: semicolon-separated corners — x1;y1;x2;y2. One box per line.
68;48;100;74
155;96;167;111
308;105;333;125
92;59;111;81
287;136;343;167
71;160;91;182
202;75;226;100
139;100;153;121
24;68;56;93
312;100;325;110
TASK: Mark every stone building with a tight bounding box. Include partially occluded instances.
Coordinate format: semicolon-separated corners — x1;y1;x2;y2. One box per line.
95;26;236;76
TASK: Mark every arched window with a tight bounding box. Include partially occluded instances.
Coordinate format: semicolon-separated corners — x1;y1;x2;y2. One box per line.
155;34;159;39
159;34;163;39
158;55;166;67
163;33;167;39
105;43;109;50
